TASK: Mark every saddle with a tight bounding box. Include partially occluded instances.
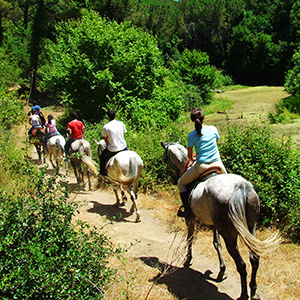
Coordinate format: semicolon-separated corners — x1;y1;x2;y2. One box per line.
30;127;45;138
188;166;223;194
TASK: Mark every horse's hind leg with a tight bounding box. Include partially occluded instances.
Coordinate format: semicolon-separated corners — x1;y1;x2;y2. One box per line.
120;185;127;203
249;253;260;300
87;168;91;190
224;236;248;300
129;186;141;222
213;228;226;282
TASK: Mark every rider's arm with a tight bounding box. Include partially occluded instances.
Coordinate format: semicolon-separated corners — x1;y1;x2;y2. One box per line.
104;136;108;145
188;146;194;161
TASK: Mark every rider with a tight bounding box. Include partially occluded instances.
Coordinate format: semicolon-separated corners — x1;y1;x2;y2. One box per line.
28;109;43;137
64;111;85;157
43;114;61;149
99;109;128;176
177;108;227;219
28;102;45;126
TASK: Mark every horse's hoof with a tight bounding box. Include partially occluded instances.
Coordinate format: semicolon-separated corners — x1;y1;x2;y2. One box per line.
120;202;126;207
251;294;260;300
216;274;227;282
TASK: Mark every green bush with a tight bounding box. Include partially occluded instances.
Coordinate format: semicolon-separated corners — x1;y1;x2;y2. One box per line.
170;49;216;104
0;90;24;130
40;10;168;123
0;167;116;299
219;123;300;240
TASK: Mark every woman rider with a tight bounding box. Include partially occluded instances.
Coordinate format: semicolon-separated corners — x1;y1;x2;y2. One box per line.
177;108;227;219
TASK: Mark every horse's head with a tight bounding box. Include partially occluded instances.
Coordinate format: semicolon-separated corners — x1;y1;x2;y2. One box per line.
95;139;107;156
160;140;188;184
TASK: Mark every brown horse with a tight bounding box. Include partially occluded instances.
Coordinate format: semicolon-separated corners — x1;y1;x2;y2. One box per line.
29;127;45;163
67;139;98;190
161;140;281;300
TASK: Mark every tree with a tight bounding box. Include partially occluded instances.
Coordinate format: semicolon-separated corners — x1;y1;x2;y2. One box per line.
40;10;169;122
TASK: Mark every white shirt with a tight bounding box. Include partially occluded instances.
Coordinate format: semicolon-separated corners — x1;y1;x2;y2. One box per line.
102;119;127;152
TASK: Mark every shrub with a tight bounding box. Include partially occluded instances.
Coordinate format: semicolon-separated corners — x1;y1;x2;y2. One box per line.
39;10;166;122
219;123;300;240
0;167;116;299
170;49;216;104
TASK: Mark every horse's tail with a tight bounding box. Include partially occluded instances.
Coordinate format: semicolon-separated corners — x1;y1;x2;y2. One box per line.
55;137;64;155
77;141;98;176
81;155;98;176
110;156;138;186
228;181;281;258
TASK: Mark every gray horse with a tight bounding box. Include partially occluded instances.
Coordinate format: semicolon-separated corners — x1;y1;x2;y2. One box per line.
161;140;281;300
67;139;98;190
96;139;143;222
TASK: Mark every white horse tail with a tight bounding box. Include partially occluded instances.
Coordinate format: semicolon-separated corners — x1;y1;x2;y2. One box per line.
228;181;281;258
81;155;98;176
55;137;63;155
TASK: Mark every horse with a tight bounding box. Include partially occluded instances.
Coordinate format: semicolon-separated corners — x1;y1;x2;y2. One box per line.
96;139;143;222
160;140;281;300
29;127;46;163
67;139;98;190
46;134;67;172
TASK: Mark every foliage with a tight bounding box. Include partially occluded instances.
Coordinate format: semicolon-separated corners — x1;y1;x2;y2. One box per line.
0;166;116;299
170;49;216;103
268;95;300;124
219;123;300;240
40;10;169;123
284;50;300;95
0;89;24;131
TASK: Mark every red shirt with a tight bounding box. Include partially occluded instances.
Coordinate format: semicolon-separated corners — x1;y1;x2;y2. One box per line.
67;119;84;139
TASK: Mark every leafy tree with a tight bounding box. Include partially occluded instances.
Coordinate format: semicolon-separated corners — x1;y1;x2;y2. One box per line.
171;48;216;104
284;49;300;95
40;10;180;124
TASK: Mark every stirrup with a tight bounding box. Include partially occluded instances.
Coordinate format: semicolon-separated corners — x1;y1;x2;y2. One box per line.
177;205;185;218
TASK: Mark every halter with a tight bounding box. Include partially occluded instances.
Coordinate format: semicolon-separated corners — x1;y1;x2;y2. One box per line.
166;144;182;181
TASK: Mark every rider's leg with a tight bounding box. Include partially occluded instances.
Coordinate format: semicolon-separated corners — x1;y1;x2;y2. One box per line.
177;164;201;219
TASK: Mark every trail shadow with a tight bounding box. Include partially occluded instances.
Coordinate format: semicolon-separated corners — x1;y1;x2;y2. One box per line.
140;256;234;300
87;200;135;223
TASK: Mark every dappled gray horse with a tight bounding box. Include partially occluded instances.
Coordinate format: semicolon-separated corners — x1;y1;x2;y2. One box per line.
46;135;67;173
96;139;143;222
68;139;98;190
161;140;281;300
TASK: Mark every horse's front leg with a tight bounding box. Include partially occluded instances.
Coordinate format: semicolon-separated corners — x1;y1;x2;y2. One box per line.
129;186;141;222
213;228;226;281
184;218;195;267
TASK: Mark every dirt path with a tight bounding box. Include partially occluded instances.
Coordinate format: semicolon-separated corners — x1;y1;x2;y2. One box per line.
24;87;299;300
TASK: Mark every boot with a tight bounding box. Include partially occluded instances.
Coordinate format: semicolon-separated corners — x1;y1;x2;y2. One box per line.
177;192;191;219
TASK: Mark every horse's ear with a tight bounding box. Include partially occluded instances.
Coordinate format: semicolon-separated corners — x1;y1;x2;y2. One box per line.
160;141;166;149
178;138;181;144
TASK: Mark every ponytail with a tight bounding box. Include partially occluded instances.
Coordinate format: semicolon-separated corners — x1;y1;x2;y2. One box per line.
47;114;53;125
191;108;204;136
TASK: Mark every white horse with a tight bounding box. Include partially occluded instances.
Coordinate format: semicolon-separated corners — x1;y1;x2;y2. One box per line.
68;139;98;190
96;139;143;222
46;135;67;172
161;140;281;300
